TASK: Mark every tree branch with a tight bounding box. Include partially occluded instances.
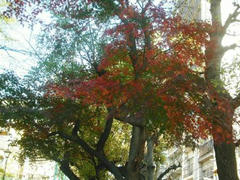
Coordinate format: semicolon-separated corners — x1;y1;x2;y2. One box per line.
114;114;145;127
222;3;240;34
96;110;114;152
51;131;124;179
157;163;181;180
59;160;80;180
72;119;81;137
0;45;32;55
222;43;240;53
58;131;95;155
114;104;145;127
231;93;240;109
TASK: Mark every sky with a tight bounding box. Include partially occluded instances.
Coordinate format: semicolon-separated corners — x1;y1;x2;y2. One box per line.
0;9;51;77
0;22;37;76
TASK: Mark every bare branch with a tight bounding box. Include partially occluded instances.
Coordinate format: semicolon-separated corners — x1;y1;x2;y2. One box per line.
222;43;240;53
0;45;32;55
157;163;181;180
222;3;240;34
232;93;240;109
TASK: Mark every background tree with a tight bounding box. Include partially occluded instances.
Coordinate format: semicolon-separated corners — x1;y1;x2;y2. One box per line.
179;1;240;179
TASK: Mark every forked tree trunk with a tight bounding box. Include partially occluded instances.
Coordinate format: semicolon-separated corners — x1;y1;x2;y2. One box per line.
127;126;146;179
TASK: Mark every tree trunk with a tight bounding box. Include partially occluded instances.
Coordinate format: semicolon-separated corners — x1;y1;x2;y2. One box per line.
210;106;239;180
206;0;240;179
60;161;80;180
214;141;239;180
146;137;155;180
127;126;146;180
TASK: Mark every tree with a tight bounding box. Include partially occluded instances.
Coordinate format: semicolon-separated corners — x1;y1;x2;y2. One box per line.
180;0;240;179
0;0;225;179
204;1;240;179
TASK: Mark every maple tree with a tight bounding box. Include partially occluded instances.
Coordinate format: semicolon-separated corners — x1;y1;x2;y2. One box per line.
1;0;210;179
2;0;240;179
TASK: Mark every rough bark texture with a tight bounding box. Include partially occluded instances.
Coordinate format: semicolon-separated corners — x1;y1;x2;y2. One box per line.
214;141;239;180
127;126;146;180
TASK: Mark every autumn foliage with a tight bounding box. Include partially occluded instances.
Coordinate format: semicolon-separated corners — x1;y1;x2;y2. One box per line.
2;0;240;179
42;1;213;140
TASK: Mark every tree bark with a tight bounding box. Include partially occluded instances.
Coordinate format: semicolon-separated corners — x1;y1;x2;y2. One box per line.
214;141;238;180
157;163;181;180
127;126;146;180
57;132;124;179
211;109;239;180
145;137;155;180
60;161;80;180
206;1;239;180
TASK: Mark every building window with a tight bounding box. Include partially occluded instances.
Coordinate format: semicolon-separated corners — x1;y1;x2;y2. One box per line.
200;159;214;179
184;158;193;177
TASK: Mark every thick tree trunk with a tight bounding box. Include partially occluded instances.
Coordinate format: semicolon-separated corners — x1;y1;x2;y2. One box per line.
214;141;239;180
211;107;239;180
211;108;239;180
127;126;146;180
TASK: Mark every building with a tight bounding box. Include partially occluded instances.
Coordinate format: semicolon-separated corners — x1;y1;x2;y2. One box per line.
0;128;64;180
163;140;218;180
163;139;240;180
177;0;202;21
0;128;24;179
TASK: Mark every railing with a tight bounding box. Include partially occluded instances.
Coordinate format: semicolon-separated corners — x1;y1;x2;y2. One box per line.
199;140;213;157
201;169;213;179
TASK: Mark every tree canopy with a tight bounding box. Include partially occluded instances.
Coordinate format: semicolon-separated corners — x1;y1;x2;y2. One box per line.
2;0;240;179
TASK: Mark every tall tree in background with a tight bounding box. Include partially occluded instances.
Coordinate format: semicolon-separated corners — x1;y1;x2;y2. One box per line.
196;1;240;179
177;1;240;179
